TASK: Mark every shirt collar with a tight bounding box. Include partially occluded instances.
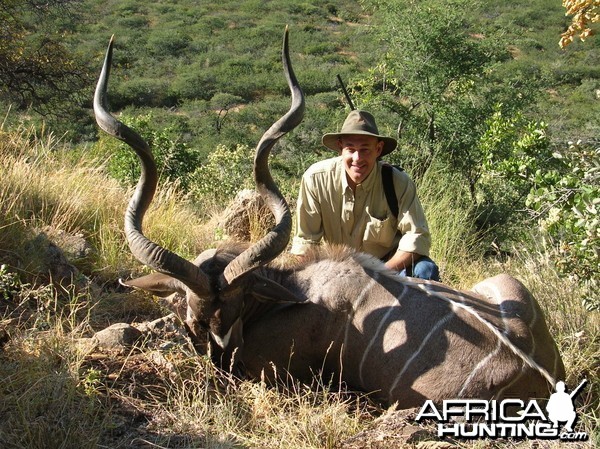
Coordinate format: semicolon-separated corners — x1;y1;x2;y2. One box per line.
339;157;351;193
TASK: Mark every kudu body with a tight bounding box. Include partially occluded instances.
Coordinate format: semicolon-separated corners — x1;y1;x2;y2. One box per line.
94;29;565;408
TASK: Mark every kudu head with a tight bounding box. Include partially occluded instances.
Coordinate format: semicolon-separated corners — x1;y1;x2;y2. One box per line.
94;28;305;371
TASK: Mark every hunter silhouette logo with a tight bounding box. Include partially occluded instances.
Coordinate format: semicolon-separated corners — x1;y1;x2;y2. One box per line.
546;379;587;435
415;379;589;441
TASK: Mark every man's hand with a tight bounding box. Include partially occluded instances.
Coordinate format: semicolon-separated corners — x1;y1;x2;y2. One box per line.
384;250;421;272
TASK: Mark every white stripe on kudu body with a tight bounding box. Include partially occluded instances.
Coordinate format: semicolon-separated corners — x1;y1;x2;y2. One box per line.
390;309;456;399
458;281;509;397
359;293;402;387
344;276;379;353
413;278;556;386
471;277;542;400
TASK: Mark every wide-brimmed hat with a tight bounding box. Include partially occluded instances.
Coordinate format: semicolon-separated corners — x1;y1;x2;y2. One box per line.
322;110;397;156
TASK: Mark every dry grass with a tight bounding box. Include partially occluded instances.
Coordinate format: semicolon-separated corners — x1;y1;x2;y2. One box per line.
502;245;599;439
0;125;212;281
1;126;597;448
0;283;368;448
418;165;484;289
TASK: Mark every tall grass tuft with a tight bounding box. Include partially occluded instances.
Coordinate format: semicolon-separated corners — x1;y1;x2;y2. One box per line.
417;163;485;288
147;362;367;448
0;281;106;449
0;124;213;281
503;241;599;440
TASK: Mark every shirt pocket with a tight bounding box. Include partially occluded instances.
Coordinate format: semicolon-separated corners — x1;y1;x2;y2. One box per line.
363;212;397;247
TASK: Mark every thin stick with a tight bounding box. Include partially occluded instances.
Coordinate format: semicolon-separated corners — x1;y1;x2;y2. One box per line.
336;74;356;110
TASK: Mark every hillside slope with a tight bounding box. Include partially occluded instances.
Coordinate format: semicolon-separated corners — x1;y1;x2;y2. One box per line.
58;0;598;151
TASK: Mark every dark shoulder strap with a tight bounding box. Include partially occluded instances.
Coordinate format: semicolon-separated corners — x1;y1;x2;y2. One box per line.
381;163;403;220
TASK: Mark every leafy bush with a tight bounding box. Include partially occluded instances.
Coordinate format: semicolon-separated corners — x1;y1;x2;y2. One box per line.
116;15;149;29
477;106;553;237
170;67;217;101
304;42;336;56
0;264;22;302
114;78;177;108
146;30;191;58
526;141;599;310
190;144;255;205
92;112;201;191
188;139;309;209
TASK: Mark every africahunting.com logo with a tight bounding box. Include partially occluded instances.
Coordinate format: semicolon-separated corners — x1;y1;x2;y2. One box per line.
415;380;589;441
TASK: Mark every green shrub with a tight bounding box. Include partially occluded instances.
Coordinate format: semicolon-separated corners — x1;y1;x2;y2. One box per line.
91;112;201;191
188;140;306;210
116;15;149;29
304;42;336;56
526;141;599;310
146;30;190;58
190;144;255;205
114;78;176;108
465;105;554;247
0;264;22;302
170;68;217;101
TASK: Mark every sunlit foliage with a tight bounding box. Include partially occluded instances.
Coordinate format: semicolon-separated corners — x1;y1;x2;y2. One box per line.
560;0;599;48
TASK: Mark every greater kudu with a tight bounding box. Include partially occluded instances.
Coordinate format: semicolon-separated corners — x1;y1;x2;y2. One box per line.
94;28;565;408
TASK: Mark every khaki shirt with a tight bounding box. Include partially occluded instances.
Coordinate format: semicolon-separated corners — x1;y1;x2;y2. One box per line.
291;156;431;259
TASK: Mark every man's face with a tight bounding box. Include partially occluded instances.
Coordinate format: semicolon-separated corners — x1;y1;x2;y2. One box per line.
338;134;384;188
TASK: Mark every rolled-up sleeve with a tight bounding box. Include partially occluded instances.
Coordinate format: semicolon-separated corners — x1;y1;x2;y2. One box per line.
290;174;324;255
395;173;431;257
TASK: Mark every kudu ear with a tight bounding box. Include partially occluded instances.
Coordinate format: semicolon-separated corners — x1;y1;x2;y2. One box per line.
250;274;307;304
120;273;186;297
